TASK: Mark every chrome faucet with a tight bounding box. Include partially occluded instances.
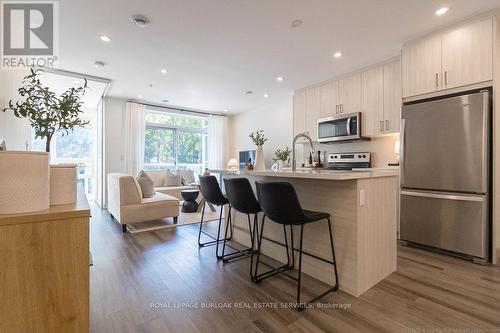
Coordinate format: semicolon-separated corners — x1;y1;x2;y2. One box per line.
292;132;315;171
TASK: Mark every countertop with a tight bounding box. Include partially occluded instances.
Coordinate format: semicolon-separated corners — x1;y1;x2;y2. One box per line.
210;168;399;180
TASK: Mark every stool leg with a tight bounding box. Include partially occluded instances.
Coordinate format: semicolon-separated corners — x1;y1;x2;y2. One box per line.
297;224;304;310
215;205;226;258
218;206;232;259
295;218;339;312
198;202;229;248
197;200;206;246
290;225;295;268
328;217;339;288
283;224;291;267
249;213;258;279
253;214;266;281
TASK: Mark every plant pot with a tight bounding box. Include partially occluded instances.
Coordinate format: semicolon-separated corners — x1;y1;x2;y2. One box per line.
255;147;265;171
50;164;77;205
0;151;50;214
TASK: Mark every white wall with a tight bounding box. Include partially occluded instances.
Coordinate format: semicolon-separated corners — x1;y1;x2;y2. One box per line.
0;69;31;150
102;96;127;207
228;95;294;167
104;97;127;174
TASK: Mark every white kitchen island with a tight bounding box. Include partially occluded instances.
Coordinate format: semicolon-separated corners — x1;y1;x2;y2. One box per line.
212;168;399;297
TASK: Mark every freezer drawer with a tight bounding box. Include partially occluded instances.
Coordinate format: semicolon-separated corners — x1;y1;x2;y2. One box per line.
400;190;489;259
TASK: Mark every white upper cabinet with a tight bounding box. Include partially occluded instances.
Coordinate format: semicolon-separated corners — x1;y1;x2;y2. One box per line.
442;17;493;89
319;81;338;118
361;66;384;136
402;16;494;98
402;34;442;98
305;86;321;140
383;60;401;133
293;90;306;137
338;74;362;114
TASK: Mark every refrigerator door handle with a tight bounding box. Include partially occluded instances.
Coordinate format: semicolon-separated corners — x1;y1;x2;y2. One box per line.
481;90;489;193
400;118;406;185
401;190;484;202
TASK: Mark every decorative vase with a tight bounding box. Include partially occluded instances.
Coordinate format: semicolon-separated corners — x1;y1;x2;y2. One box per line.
50;164;78;205
255;147;265;171
0;151;50;214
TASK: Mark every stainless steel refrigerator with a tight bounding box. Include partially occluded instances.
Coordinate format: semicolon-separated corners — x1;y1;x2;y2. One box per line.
400;90;490;263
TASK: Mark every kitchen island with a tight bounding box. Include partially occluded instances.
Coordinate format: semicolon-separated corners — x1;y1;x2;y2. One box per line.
212;168;399;297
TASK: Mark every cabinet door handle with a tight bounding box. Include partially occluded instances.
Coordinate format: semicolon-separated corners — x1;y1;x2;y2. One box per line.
444;70;448;86
379;120;384;132
340;104;343;113
435;73;439;89
385;120;389;131
335;105;338;114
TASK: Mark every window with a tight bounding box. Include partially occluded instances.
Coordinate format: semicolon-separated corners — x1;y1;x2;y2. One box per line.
144;110;208;176
31;108;97;199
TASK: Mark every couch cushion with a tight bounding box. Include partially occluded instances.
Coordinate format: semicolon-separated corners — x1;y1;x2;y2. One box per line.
141;192;179;204
136;171;155;198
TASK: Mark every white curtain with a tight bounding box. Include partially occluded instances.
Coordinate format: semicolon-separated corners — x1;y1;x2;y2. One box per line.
207;115;228;170
124;102;145;175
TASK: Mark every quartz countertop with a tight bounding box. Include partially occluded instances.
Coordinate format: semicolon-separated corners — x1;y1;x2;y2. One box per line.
209;168;399;180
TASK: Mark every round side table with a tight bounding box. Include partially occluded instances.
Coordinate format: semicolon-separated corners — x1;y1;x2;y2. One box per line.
181;190;199;213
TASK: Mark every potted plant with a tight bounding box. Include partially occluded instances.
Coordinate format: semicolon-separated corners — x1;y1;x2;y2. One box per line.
273;147;292;168
3;67;89;152
249;130;267;170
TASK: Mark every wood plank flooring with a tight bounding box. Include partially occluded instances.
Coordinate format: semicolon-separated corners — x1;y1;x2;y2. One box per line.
89;204;500;333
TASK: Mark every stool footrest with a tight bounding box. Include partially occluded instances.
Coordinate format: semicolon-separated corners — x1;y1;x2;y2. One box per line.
220;248;256;262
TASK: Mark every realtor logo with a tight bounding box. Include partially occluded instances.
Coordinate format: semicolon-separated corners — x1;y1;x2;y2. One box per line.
1;1;58;69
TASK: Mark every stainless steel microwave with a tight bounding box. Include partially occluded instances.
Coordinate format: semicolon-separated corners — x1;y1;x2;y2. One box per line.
317;112;366;143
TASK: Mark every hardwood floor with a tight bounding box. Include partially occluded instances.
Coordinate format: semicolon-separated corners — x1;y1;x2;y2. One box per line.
89;203;500;333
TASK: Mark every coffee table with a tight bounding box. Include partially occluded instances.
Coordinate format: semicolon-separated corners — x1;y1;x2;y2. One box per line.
181;190;199;213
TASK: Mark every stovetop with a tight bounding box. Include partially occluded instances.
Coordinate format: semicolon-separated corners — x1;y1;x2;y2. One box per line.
327;152;371;170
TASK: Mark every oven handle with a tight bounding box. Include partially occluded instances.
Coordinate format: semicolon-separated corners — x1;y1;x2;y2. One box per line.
346;117;351;136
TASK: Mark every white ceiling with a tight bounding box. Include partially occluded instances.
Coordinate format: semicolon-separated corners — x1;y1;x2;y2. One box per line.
56;0;500;113
40;72;108;108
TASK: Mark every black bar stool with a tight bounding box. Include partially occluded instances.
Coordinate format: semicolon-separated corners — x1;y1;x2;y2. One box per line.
222;178;262;274
197;176;231;254
254;181;339;311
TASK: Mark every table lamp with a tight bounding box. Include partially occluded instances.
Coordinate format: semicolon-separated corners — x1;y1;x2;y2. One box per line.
227;158;238;171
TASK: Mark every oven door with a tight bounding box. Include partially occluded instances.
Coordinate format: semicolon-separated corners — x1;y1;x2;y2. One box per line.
318;112;360;142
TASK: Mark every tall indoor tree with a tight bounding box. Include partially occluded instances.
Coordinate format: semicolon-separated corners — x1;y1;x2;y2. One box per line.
3;68;88;152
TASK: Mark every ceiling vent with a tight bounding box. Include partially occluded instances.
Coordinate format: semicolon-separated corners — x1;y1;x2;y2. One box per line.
131;16;150;28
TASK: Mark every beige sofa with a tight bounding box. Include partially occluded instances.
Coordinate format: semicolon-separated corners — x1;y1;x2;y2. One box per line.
107;173;179;232
144;170;197;200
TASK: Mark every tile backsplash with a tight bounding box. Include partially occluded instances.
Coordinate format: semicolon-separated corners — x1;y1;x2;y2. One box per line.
302;135;400;168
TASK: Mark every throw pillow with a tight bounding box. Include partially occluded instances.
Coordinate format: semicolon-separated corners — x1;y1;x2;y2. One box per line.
163;170;183;186
136;171;155;198
178;169;195;185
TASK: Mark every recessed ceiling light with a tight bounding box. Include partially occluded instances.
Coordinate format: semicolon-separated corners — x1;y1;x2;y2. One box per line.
99;35;111;42
334;52;342;58
160;68;168;74
224;109;228;112
276;76;284;82
93;61;105;68
435;7;449;16
244;90;253;95
131;16;150;28
263;94;269;98
137;94;143;98
291;19;303;28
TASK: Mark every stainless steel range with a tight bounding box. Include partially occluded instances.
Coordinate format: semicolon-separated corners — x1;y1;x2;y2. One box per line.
327;152;371;170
